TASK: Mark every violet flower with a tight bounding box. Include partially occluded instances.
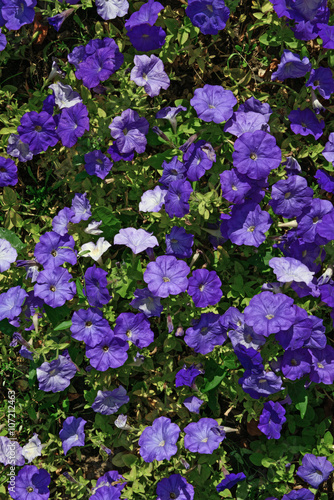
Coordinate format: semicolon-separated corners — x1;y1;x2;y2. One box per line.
37;355;77;393
190;84;237;123
138;416;180;463
130;54;170;97
60;416;86;455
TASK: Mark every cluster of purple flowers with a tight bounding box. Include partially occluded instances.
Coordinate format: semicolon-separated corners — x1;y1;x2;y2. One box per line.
125;0;166;51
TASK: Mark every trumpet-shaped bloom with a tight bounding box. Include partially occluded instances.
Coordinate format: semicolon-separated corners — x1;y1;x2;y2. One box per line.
109;109;149;154
144;255;190;298
37;355;77;393
34;268;76;307
244;292;295;337
130;288;163;317
183;140;216;181
258;401;286;439
165;179;193;218
139;185;167;212
184;312;227;354
8;465;50;500
227;202;272;247
0;156;18;186
156;474;194;500
190;84;237;123
186;0;230;35
187;269;222;307
92;386;129;415
216;473;246;492
127;24;166;52
269;175;313;218
57;102;89;148
114;312;154;349
114;227;158;254
71;307;113;347
59;416;86;455
306;67;334;99
84;150;113;179
166;226;194;259
271;50;312;80
138;417;180;462
184;418;225;454
18;111;58;155
7;134;33;162
269;257;314;285
86;334;128;370
84;265;111;307
2;0;37;31
80;237;111;262
71;192;92;223
95;0;129;20
130;54;170;97
0;238;17;272
296;454;334;488
0;286;28;321
288;108;324;140
125;0;164;29
34;231;77;269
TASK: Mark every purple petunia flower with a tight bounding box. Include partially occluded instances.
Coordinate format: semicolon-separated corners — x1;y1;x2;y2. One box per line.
160;157;187;188
271;50;312;80
57;102;89;148
86;334;129;370
48;8;74;31
232;130;281;180
144;255;190;298
130;288;163;317
7;134;33;163
175;364;202;387
288;108;324;140
0;238;17;272
234;344;263;371
52;207;75;236
0;286;28;321
309;346;334;385
224;111;269;137
139;185;167;212
282;489;314;500
183;140;216;181
49;82;82;109
283;156;302;176
187;269;222;307
130;54;170;97
0;157;18;187
60;416;86;455
244;292;295;337
125;0;163;29
92;386;129;415
156;474;194;500
114;312;154;349
258;401;286;439
166;226;194;259
306;67;334;99
2;0;37;31
269;175;313;218
216;472;246;492
34;231;77;269
296;198;333;244
114;227;158;254
269;257;314;285
315;169;334;193
8;465;51;500
84;150;113;179
37;355;77;393
186;0;230;35
184;418;225;454
89;486;122;500
220;169;252;205
17;111;58;155
238;96;272;120
184;312;227;354
227;202;272;247
165;179;193;218
239;368;284;399
138;416;180;463
0;28;7;51
84;265;111;307
296;454;334;488
281;348;312;380
109;109;149;155
156;105;187;133
95;0;129;20
317;211;334;241
71;193;92;223
34;268;76;307
71;308;113;347
0;436;25;466
318;24;334;49
95;470;126;492
190;84;237;123
183;396;204;414
127;24;166;52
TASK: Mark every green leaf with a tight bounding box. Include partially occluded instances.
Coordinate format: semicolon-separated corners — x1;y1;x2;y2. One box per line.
0;228;26;252
249;453;264;466
54;320;72;331
0;318;16;336
92;206;121;240
122;454;138;467
44;304;71;327
289;380;308;419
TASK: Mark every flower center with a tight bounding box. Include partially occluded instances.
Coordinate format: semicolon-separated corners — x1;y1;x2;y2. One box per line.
247;226;255;232
313;216;319;223
142;72;148;81
170;494;177;500
199;284;205;292
208;104;215;109
231;184;238;191
163;277;170;282
0;167;6;172
246;334;252;342
49;369;58;376
170;169;178;175
85;321;92;327
103;346;109;352
302;250;307;257
159;440;165;446
51;250;57;257
26;486;34;493
200;327;208;335
315;469;323;475
201;437;208;442
250;153;257;160
171;238;178;244
317;362;324;369
35;126;42;132
291;359;298;366
126;330;132;338
301;122;307;128
207;4;213;11
123;128;128;135
313;80;320;86
50;286;56;292
284;191;291;199
265;314;274;319
259;378;267;383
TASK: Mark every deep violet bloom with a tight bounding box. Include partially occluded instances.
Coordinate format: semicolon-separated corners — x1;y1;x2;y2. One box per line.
52;207;75;236
317;211;334;241
130;288;163;317
322;132;334;163
84;265;111;307
288;108;324;140
239;368;284;399
183;396;204;414
159;157;187;188
71;193;92;223
139;186;168;212
37;355;77;393
0;238;17;272
114;312;154;349
314;169;334;193
183;140;216;181
269;257;314;285
125;0;163;29
309;346;334;385
130;54;170;97
114;227;158;254
127;24;166;52
92;386;129;415
282;490;314;500
8;465;51;500
59;416;86;455
48;8;74;31
281;348;312;380
227;202;272;247
7;134;33;162
17;111;58;155
228;323;266;351
107;142;135;161
184;312;227;354
317;24;334;49
144;255;190;298
0;286;28;321
34;268;76;308
238;96;272;121
0;436;25;466
220;169;252;204
0;28;6;51
271;50;312;80
175;365;202;387
165;179;193;218
109;109;149;154
234;344;264;371
1;0;37;31
297;198;333;244
306;67;334;99
95;0;129;20
156;474;194;500
86;334;129;370
71;308;113;347
186;0;230;35
244;292;295;337
216;473;246;492
139;417;180;462
95;470;126;492
283;156;302;176
258;401;286;439
57;102;89;148
0;156;18;187
296;454;334;488
190;84;237;123
166;226;194;259
34;231;77;269
187;269;222;307
75;42;124;88
184;418;225;454
224;111;269;137
84;150;113;179
269;175;313;218
232;130;281;180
